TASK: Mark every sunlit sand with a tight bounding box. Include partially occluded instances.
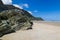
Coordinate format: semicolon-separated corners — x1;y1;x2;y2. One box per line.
1;21;60;40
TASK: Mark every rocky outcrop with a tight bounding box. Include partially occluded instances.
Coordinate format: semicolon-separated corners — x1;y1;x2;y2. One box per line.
0;0;43;37
0;0;33;37
0;9;32;37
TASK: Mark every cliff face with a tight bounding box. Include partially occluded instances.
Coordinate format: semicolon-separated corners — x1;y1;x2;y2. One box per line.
0;0;43;37
0;0;32;37
0;9;32;37
0;0;43;21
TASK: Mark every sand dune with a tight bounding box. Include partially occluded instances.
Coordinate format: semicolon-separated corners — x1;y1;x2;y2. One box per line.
1;21;60;40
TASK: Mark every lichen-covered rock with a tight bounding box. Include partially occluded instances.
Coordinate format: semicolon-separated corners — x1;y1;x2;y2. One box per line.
0;9;33;37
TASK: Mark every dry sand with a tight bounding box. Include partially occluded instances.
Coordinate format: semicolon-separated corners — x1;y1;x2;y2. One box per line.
1;21;60;40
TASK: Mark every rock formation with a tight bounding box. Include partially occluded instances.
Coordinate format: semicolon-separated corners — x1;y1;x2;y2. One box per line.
0;0;33;37
0;0;43;37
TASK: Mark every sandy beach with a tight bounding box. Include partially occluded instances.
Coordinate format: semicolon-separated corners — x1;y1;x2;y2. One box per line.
1;21;60;40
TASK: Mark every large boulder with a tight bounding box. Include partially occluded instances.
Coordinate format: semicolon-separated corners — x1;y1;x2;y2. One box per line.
0;9;32;37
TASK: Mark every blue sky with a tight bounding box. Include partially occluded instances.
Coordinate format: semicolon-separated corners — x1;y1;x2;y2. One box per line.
2;0;60;21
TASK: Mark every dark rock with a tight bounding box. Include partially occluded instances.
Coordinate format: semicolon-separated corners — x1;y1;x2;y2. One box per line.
0;0;3;5
0;9;33;37
0;0;43;37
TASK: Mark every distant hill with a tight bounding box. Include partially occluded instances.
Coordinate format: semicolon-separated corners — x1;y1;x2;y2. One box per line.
22;10;44;21
33;17;44;21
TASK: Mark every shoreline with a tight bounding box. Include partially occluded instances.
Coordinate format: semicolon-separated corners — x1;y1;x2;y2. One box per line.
33;21;60;27
1;21;60;40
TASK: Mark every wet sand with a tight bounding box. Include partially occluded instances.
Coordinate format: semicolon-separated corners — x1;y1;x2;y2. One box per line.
1;21;60;40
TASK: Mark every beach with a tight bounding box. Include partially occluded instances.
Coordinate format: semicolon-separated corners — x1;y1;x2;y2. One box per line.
1;21;60;40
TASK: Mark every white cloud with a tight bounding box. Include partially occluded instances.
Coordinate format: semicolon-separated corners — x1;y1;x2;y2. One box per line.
13;4;23;9
2;0;29;9
28;11;32;14
2;0;12;5
13;3;29;9
22;3;29;8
